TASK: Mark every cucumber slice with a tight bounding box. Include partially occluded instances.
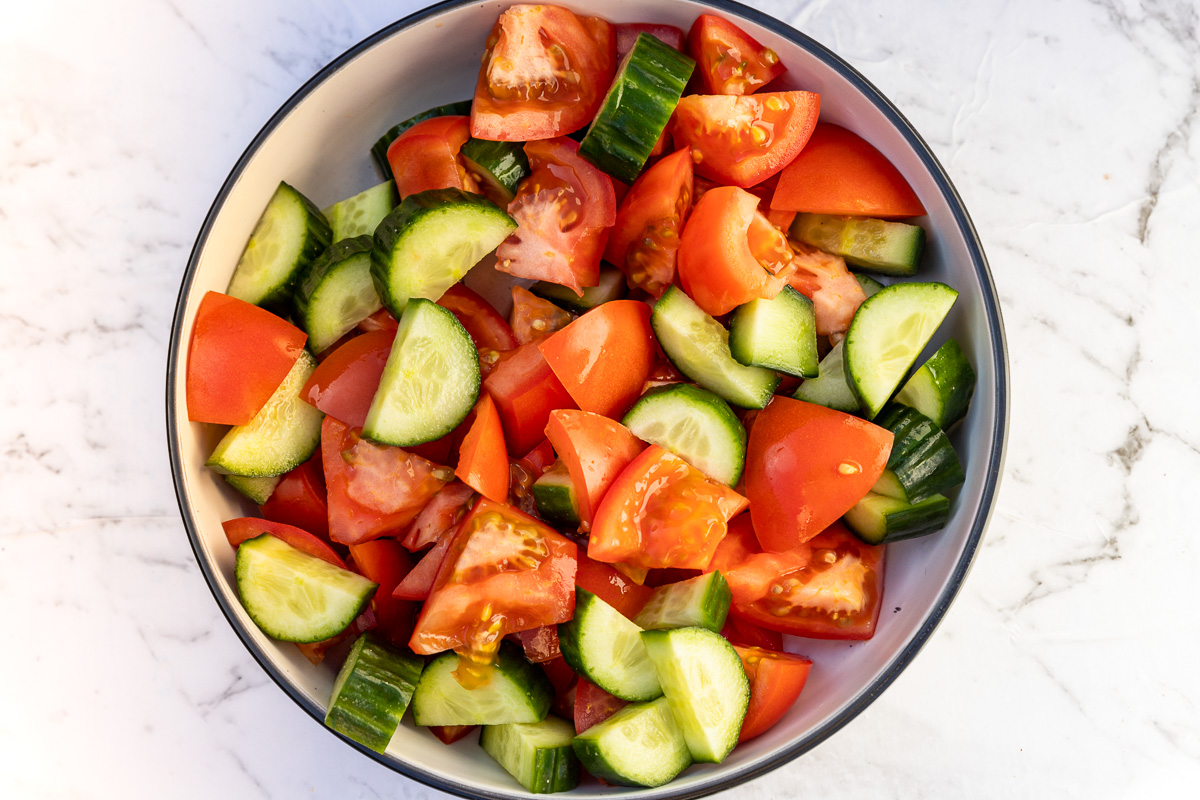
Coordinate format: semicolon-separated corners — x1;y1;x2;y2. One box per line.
843;491;951;545
579;33;695;182
532;462;581;530
323;181;397;241
621;384;746;486
235;533;376;643
651;286;779;409
411;643;553;726
325;633;425;753
634;572;731;633
728;286;819;378
227;181;332;307
844;282;958;419
294;235;382;354
370;188;516;318
871;404;965;502
531;268;626;313
855;273;886;298
363;299;480;447
790;213;925;276
461;139;530;206
481;716;581;794
571;697;692;788
371;100;473;179
640;627;749;764
894;338;976;430
793;339;859;413
224;473;281;505
207;351;324;477
558;588;662;702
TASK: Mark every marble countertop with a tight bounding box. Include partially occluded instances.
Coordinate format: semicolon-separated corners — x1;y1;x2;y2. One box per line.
4;0;1198;797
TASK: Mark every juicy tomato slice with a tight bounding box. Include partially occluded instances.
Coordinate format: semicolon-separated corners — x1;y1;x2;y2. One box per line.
687;14;786;96
322;416;452;545
222;518;346;569
348;539;416;648
428;725;477;745
589;445;749;571
437;283;519;352
746;396;892;551
495;138;616;295
471;5;616;141
672;91;820;187
615;22;685;61
771;123;925;218
538;300;656;419
518;625;562;663
409;498;578;661
301;329;395;428
787;241;867;336
185;291;306;425
393;528;456;601
455;394;510;503
721;612;784;651
574;552;653;620
484;342;577;457
401;480;476;552
734;645;813;742
544;409;646;528
510;285;573;345
259;454;329;540
604;146;694;298
574;678;628;735
387;115;478;198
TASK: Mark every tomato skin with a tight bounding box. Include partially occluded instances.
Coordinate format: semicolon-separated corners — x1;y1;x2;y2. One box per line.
575;552;653;620
540;656;579;719
436;282;518;352
455;394;510;503
672;91;820;187
259;455;329;540
401;480;476;552
734;645;813;742
471;6;616;141
186;291;306;425
484;342;577;457
721;613;784;651
222;518;346;569
687;15;786;96
393;529;455;601
348;539;416;648
787;241;867;336
771;123;925;218
615;22;685;60
538;301;656;419
517;625;562;663
574;678;628;735
746;397;892;551
357;308;398;333
301;329;394;428
544;410;646;527
387;116;477;198
510;286;573;345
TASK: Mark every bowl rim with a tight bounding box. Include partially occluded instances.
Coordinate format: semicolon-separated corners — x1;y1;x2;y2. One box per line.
166;0;1009;796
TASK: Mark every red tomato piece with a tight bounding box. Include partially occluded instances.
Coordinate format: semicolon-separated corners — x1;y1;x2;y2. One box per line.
544;409;646;527
615;22;685;61
721;613;784;651
687;14;786;96
517;625;561;663
510;286;573;345
787;241;867;336
455;394;510;503
541;656;579;719
538;301;656;419
428;725;477;745
295;609;376;665
301;329;394;427
259;454;329;540
518;439;557;477
322;417;452;545
393;529;455;601
771;123;926;218
348;539;416;648
508;438;556;518
589;446;748;571
357;308;398;333
745;397;892;551
604;147;694;298
401;481;476;552
185;291;306;425
471;5;616;141
734;645;813;742
437;283;519;352
495;138;616;295
574;678;628;735
484;342;577;457
672;91;820;187
222;518;346;569
386;116;478;198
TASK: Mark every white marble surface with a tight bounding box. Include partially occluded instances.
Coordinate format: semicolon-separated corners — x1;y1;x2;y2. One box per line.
3;0;1199;797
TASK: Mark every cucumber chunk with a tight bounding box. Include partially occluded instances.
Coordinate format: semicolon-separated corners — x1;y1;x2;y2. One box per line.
571;697;692;788
728;286;819;378
532;461;581;530
371;100;473;179
481;716;581;794
461;139;530;206
634;572;731;633
235;533;376;642
294;235;382;354
871;404;965;502
323;181;397;241
790;213;925;276
844;282;958;419
622;383;746;486
325;633;425;753
207;350;324;477
558;589;662;702
363;298;480;447
652;286;779;409
843;491;951;545
370;188;516;318
640;627;749;764
411;643;553;726
855;273;886;298
793;339;860;413
894;338;976;430
224;473;281;505
532;268;626;313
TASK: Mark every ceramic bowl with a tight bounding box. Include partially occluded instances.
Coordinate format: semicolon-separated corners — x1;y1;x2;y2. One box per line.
167;0;1008;796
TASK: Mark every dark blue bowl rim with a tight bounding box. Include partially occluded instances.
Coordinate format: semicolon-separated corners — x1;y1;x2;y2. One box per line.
166;0;1009;797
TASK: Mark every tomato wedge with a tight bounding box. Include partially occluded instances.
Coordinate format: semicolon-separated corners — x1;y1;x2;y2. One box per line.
471;5;616;141
185;291;306;425
771;123;926;218
259;454;329;540
428;725;477;745
574;552;653;620
483;342;577;457
401;480;476;552
301;329;394;427
721;612;784;651
734;645;813;742
348;539;416;648
222;518;346;569
672;91;820;187
615;22;685;60
455;394;510;503
544;409;646;528
787;241;867;336
386;116;478;198
393;529;456;601
518;625;562;663
575;678;628;735
510;286;573;345
687;15;786;96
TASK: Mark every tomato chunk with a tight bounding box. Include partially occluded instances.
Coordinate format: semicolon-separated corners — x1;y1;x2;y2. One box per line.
301;329;394;427
544;410;646;528
574;552;653;620
510;286;573;345
387;116;477;198
787;241;867;336
428;725;477;745
437;283;518;352
721;612;784;651
734;645;813;742
615;22;685;60
259;454;329;540
455;394;510;503
401;480;476;552
518;625;562;663
687;15;786;96
484;342;577;457
222;518;346;569
348;539;416;648
393;530;456;601
574;678;628;735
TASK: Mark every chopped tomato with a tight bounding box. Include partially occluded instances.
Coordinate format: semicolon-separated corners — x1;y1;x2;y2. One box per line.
393;529;456;601
301;329;394;428
386;116;478;198
604;147;694;298
357;308;398;332
721;612;784;651
428;725;477;745
745;397;892;551
185;291;306;425
495;138;616;295
401;480;476;552
483;342;577;457
406;420;467;469
687;15;785;96
510;286;573;345
589;445;748;571
517;625;561;663
787;241;867;335
322;417;451;545
455;394;510;503
471;5;616;141
518;439;556;477
544;409;646;528
771;123;925;218
672;91;820;187
574;552;653;620
574;678;628;735
541;656;579;719
259;454;329;540
348;539;416;648
509;438;556;517
538;301;656;418
615;22;685;60
437;283;518;352
643;568;701;588
734;645;813;742
222;518;346;569
409;498;578;663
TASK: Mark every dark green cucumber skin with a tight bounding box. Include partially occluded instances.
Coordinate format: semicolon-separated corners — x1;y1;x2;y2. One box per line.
910;338;976;429
875;405;965;502
371;101;472;179
580;34;696;182
460;138;530;203
480;724;581;794
245;183;332;312
324;634;425;753
532;464;581;530
571;739;650;788
293;234;373;333
848;493;951;545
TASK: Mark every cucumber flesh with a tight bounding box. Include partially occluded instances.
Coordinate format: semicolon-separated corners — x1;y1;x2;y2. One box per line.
224;473;281;505
325;633;425;753
371;101;473;179
622;384;746;486
728;285;819;378
558;588;662;702
460;139;530;206
571;696;692;788
323;181;397;241
894;338;976;430
791;213;925;276
843;491;951;545
481;716;581;794
793;339;859;413
411;643;553;726
532;268;626;313
294;235;381;354
872;404;965;502
532;461;581;530
634;572;731;633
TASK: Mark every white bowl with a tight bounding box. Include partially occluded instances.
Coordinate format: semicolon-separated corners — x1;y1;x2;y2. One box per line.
167;1;1008;796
